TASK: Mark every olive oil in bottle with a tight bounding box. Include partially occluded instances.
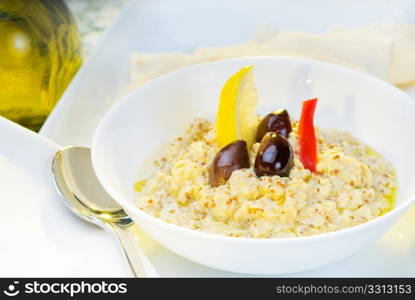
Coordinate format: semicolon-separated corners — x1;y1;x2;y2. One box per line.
0;0;82;131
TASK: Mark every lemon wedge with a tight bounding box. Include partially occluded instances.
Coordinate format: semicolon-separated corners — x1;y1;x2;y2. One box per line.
216;65;258;148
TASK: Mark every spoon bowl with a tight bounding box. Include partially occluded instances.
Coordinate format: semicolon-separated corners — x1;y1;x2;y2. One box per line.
52;146;130;225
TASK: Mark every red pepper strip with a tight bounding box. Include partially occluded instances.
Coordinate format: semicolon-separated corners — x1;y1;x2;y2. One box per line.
298;98;318;173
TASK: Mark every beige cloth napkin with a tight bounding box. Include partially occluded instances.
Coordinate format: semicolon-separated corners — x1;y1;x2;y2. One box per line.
130;23;415;88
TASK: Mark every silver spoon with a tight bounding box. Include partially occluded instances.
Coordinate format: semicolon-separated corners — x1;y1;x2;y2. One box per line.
52;146;158;277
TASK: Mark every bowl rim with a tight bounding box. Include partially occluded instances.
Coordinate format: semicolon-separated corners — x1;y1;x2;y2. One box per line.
92;55;415;245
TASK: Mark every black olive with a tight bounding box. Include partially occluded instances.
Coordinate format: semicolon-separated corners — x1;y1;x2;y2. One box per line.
256;109;292;142
209;140;250;187
254;132;294;177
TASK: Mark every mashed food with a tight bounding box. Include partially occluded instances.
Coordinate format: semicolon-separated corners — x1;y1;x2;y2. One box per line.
135;119;397;238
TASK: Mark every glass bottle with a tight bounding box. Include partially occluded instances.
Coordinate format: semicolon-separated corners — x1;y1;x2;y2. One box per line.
0;0;82;131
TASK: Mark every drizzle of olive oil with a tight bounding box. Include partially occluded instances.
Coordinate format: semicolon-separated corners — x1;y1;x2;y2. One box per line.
364;147;397;215
134;179;147;192
0;0;82;131
365;146;382;158
380;186;396;216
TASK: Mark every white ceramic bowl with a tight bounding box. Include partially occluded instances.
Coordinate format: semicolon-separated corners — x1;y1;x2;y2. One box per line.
92;57;415;275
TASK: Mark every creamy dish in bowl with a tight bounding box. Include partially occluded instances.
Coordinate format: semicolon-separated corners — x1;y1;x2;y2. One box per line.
135;117;396;238
92;57;415;274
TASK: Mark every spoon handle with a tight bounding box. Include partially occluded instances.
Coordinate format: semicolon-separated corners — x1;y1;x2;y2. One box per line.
106;222;160;277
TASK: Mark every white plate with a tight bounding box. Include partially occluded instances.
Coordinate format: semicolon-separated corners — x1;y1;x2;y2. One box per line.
1;112;414;277
0;117;129;277
33;0;415;276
